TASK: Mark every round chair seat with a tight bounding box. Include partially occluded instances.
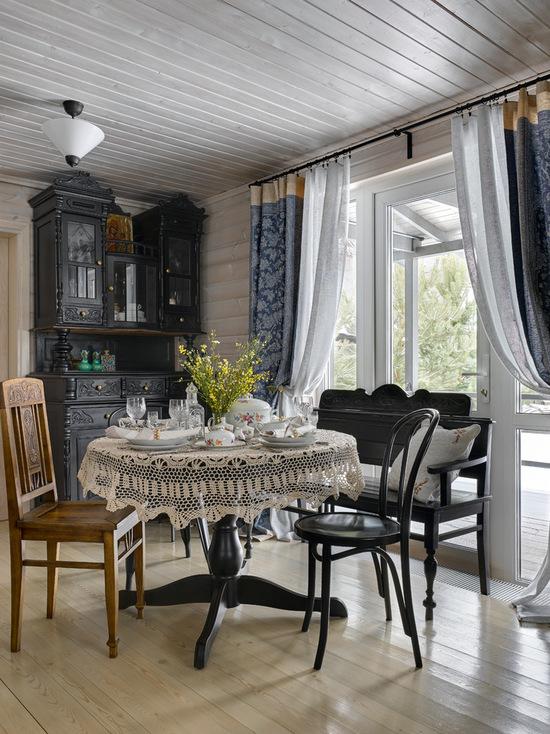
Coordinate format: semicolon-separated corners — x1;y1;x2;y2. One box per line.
294;511;401;548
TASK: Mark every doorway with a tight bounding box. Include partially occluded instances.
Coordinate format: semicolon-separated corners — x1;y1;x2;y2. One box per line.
0;223;32;521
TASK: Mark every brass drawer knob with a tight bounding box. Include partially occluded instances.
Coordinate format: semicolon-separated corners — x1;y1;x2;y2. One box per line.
144;385;149;391
97;260;102;265
104;413;111;419
80;311;87;317
96;385;103;391
108;285;114;291
179;317;185;323
165;268;170;274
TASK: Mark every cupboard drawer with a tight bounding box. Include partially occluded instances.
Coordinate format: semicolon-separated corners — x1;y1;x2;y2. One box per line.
75;377;122;400
125;377;166;398
69;405;119;429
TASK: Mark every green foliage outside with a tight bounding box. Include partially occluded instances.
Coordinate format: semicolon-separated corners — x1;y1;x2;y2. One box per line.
392;253;477;393
334;290;357;390
332;251;478;394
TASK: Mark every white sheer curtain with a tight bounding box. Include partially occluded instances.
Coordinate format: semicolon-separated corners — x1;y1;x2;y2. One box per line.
271;158;350;540
280;157;350;417
452;105;550;621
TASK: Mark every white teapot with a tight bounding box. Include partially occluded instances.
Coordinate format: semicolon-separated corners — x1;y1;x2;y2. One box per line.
225;394;273;430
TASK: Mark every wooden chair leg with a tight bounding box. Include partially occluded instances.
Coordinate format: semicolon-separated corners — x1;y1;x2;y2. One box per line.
46;540;59;619
314;544;332;670
103;532;119;658
134;522;145;620
11;538;25;652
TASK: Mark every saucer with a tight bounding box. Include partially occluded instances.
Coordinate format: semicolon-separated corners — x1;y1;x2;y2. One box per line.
194;439;247;450
127;437;190;449
259;433;316;448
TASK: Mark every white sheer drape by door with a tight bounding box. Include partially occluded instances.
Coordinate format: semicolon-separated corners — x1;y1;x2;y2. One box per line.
280;157;350;417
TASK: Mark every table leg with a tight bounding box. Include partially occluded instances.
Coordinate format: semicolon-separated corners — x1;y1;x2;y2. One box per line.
119;513;347;669
194;579;229;669
237;575;347;618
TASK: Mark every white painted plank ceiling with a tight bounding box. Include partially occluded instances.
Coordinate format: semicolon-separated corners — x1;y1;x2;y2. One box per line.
0;0;549;205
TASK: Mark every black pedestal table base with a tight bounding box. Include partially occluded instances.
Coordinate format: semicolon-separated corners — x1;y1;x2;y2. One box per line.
119;513;348;668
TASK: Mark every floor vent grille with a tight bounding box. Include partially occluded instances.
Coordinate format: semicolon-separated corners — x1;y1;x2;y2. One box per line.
406;557;547;604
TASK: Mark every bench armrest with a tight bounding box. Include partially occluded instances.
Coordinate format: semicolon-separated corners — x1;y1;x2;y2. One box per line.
427;455;487;475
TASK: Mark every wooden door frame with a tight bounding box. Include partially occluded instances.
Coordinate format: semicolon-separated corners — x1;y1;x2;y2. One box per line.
0;218;31;378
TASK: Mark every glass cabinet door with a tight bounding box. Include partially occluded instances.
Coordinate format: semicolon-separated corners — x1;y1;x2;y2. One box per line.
107;255;158;328
163;234;196;329
63;215;103;307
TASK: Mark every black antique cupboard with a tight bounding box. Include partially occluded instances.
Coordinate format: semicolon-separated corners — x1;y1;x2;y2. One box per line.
29;172;207;500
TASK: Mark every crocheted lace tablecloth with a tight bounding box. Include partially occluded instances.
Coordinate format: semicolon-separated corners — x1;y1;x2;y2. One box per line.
77;429;363;528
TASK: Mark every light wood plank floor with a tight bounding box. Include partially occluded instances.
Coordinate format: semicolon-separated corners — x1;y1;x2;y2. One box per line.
0;518;549;734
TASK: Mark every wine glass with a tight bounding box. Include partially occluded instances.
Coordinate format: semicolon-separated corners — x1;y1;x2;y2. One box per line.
126;397;146;427
169;398;187;428
293;395;314;423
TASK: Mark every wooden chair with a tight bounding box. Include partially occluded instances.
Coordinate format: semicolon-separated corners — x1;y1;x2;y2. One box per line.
294;409;439;670
0;377;145;657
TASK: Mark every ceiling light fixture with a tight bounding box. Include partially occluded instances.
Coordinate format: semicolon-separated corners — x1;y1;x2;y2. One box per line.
42;100;105;167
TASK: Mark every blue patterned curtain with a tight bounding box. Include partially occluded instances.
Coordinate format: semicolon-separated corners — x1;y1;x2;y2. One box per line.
249;174;305;403
503;85;550;384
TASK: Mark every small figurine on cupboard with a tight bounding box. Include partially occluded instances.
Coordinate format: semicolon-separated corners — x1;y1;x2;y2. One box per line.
77;349;92;371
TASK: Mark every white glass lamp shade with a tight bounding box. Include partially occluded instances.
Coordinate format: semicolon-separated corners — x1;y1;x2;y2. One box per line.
42;117;105;167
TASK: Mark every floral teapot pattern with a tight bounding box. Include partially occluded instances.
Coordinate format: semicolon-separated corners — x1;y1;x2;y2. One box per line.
225;394;273;429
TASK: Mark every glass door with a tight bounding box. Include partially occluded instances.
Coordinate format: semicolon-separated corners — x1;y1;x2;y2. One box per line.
62;214;103;309
368;166;496;575
107;254;158;328
162;232;197;330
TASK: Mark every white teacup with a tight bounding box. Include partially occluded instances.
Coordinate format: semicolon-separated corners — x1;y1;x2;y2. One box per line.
235;426;254;440
205;427;236;447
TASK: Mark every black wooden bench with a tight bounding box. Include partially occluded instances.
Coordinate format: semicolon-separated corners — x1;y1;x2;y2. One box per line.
318;385;493;620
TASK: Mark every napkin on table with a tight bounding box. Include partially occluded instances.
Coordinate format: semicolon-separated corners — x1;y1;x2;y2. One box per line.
105;426;198;441
260;418;315;438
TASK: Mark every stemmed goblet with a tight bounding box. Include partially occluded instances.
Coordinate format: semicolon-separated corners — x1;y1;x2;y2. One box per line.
169;398;187;428
126;397;146;427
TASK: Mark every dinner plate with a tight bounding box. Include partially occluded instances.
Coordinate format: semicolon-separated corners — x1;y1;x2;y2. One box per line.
259;434;316;448
127;437;190;449
194;439;247;450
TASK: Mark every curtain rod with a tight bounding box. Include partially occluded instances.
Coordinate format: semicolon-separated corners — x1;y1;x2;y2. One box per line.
250;70;550;187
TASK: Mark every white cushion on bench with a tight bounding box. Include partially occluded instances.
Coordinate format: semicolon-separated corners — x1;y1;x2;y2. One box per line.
388;423;481;503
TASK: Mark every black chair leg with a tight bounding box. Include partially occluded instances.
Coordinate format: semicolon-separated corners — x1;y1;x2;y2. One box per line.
400;546;422;668
477;505;491;595
314;544;332;670
302;543;317;632
196;517;212;572
372;553;392;620
124;553;134;592
423;549;437;621
180;524;191;558
244;523;253;560
380;557;392;621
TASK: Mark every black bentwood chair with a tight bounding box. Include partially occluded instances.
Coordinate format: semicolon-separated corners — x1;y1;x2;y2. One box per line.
294;408;439;670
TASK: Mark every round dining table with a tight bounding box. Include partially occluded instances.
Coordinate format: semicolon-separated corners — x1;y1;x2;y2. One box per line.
78;429;363;668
